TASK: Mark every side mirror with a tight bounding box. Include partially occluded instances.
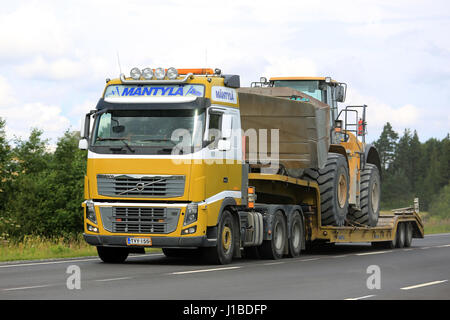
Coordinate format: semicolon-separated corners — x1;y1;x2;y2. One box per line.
112;125;125;133
218;139;231;151
78;138;88;150
335;85;346;102
221;114;233;139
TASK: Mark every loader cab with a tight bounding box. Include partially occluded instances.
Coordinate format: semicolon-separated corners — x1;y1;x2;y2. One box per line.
268;77;347;123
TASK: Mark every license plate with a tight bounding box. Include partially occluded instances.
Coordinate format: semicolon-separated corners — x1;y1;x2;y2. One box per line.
127;237;152;246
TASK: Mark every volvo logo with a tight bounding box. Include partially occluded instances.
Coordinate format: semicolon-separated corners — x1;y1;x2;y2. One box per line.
135;182;145;191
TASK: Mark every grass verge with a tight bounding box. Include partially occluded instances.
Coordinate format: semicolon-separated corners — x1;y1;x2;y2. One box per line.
0;235;161;262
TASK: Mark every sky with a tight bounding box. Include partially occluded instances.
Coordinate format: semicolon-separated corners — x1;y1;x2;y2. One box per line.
0;0;449;145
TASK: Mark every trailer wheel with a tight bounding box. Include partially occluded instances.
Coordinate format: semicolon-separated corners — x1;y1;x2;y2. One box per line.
404;222;413;248
97;246;129;263
288;212;303;258
202;210;235;264
259;210;287;259
302;153;349;226
348;164;380;227
396;223;406;248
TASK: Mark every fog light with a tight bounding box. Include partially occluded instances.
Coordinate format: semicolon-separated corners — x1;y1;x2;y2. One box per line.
182;226;197;235
87;223;99;233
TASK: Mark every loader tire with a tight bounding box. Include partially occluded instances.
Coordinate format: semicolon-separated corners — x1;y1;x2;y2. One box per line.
302;153;349;226
347;164;381;227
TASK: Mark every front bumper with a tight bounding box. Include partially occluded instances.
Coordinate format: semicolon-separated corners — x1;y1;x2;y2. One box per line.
84;233;216;248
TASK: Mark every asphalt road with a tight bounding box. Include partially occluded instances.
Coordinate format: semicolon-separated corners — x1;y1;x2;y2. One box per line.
1;233;449;300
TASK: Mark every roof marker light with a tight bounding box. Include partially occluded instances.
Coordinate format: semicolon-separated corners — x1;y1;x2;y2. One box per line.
154;67;166;80
130;67;141;80
142;68;154;80
167;67;178;80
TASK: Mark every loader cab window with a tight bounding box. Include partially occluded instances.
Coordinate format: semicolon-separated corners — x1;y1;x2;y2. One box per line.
272;80;325;103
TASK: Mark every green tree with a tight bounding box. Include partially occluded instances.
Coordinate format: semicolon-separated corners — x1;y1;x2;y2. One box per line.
0;117;11;214
374;122;398;172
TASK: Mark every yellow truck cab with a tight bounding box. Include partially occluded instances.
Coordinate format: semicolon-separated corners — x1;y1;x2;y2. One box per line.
81;68;246;264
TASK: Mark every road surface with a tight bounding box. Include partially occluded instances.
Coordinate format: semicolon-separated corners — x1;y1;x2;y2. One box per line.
1;233;449;300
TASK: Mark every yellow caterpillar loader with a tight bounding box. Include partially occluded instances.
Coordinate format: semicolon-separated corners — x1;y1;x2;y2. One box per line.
239;76;382;227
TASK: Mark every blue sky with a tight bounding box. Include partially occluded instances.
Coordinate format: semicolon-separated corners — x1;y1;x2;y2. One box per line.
0;0;449;145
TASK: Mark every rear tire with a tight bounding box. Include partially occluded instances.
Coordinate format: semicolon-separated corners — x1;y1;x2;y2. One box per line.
404;222;413;248
258;211;287;259
348;164;380;227
395;223;406;248
302;153;349;226
288;212;303;258
97;246;129;263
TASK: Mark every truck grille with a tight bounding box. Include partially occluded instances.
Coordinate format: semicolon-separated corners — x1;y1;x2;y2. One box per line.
99;206;180;234
97;174;185;198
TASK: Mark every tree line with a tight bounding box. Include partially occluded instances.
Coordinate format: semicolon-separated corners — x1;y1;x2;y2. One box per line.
374;122;449;216
0;117;448;240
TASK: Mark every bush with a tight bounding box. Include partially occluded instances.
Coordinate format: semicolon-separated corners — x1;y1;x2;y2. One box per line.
429;184;450;219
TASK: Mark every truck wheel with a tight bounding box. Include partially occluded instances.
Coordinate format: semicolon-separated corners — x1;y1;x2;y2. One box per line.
395;223;406;248
404;222;413;248
302;153;349;226
202;210;235;264
97;246;129;263
348;164;380;227
288;212;303;258
259;210;287;259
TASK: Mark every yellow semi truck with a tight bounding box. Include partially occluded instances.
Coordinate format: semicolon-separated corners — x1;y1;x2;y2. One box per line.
79;67;424;264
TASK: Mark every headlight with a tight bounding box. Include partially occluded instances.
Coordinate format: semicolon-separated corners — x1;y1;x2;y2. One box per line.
154;67;166;80
130;67;141;80
183;203;198;226
142;67;154;80
166;67;178;80
86;200;97;224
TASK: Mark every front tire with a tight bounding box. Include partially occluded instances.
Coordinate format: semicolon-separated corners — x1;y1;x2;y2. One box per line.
97;246;129;263
202;210;236;264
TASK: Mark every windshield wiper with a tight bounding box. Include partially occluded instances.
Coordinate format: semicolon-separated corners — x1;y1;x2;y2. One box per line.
97;137;135;153
137;138;177;146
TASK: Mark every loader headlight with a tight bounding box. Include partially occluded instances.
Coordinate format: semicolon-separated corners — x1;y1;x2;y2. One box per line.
130;67;141;80
86;200;97;224
183;203;198;226
166;67;178;80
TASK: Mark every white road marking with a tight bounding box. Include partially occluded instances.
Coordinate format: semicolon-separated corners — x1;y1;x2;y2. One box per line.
345;295;376;300
401;280;448;290
332;255;349;258
356;251;390;256
0;253;163;269
403;249;413;251
435;244;450;248
263;262;285;265
171;266;241;275
299;258;320;262
3;284;53;291
0;258;99;268
420;247;431;250
95;277;133;282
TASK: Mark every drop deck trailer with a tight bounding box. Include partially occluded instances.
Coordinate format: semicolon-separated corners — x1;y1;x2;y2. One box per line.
238;173;424;259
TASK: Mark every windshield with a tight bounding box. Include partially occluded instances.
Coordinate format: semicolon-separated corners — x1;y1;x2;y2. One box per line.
273;80;323;102
91;109;205;154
